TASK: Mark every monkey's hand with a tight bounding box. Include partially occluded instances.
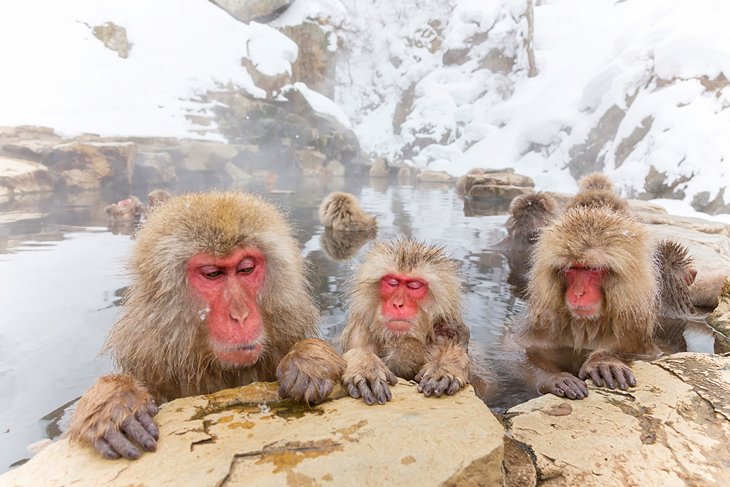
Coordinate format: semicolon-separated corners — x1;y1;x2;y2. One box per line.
536;372;588;399
415;343;469;397
277;338;346;405
342;348;398;405
68;374;159;460
578;352;637;391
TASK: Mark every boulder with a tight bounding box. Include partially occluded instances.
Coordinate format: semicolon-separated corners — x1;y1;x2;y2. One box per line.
0;381;504;486
180;141;238;172
0;157;53;195
505;353;730;486
43;142;137;190
369;157;389;178
469;184;532;201
417;170;453;183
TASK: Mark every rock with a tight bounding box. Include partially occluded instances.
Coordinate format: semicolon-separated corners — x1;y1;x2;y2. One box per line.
326;159;345;177
210;0;292;23
465;172;533;194
469;184;532;201
92;22;130;59
294;148;327;176
43;142;137;190
241;57;292;97
0;157;53;195
0;381;504;486
505;353;730;486
369;157;389;178
707;277;730;337
417;171;453;183
133;151;178;186
224;162;253;182
279;22;337;98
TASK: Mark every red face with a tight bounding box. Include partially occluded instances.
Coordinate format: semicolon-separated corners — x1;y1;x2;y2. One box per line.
187;247;266;366
379;274;428;333
564;265;606;319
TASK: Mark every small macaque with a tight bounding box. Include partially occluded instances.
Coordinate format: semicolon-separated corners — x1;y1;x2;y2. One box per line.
499;191;559;252
69;192;345;460
518;206;660;400
319;191;377;233
105;196;144;221
567;172;628;213
341;239;472;405
146;189;172;208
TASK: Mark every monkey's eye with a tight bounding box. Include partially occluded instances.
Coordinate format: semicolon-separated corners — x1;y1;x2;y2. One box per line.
384;277;399;287
237;257;256;275
406;280;423;290
203;270;223;279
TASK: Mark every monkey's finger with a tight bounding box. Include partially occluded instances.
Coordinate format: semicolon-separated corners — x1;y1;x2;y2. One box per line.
121;418;157;452
553;386;566;397
135;412;160;440
599;364;615;389
625;368;637;387
357;380;375;405
93;438;121;460
562;378;586;399
318;379;334;402
589;369;604;387
303;380;322;405
104;429;141;460
383;382;393;402
370;380;389;405
289;371;312;401
146;400;159;417
276;369;297;398
446;378;461;395
576;378;589;397
385;369;398;386
414;370;424;383
346;381;361;398
433;377;451;397
610;365;628;390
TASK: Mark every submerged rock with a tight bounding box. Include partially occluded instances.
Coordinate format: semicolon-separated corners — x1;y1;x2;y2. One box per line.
0;381;504;486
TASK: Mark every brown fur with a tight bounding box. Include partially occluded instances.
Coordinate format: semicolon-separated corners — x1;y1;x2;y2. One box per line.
655;240;695;319
147;189;172;208
341;239;473;401
500;191;559;251
319;191;377;232
524;206;659;355
320;226;376;261
578;172;614;193
70;191;343;456
565;189;628;213
105;196;144;221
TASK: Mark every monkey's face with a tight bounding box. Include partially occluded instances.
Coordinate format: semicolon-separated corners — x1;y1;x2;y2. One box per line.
186;247;267;367
378;274;428;335
564;265;606;320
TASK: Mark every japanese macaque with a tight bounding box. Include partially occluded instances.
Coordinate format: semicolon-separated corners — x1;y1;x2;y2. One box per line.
318;191;377;233
69;191;345;460
499;191;559;252
340;239;472;405
518;206;660;399
320;226;376;261
146;189;172;208
105;196;144;221
566;173;628;213
578;172;614;192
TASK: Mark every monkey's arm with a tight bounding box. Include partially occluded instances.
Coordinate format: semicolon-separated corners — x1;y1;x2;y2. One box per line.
526;347;589;400
415;342;470;397
68;374;159;460
276;338;346;405
578;350;637;391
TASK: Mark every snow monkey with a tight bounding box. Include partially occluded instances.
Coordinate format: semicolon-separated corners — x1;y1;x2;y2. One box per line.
69;191;345;460
340;239;472;404
500;191;559;252
318;191;377;233
518;206;660;399
567;172;628;213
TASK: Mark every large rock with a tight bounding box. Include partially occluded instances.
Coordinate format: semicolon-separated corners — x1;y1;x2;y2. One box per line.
42;142;137;190
92;22;130;59
0;381;503;486
505;353;730;486
0;157;53;197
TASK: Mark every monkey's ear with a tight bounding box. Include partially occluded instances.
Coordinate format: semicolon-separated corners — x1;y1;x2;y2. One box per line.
686;268;697;286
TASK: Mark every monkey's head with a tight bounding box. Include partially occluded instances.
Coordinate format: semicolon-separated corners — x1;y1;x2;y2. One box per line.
578;172;614;193
530;206;656;324
349;239;462;341
130;191;307;368
565;189;628;214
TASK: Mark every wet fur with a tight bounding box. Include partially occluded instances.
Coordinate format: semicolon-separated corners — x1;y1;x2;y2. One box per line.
319;191;377;232
500;191;559;251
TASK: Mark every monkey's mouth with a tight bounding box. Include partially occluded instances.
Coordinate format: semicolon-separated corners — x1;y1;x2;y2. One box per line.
384;319;413;334
570;306;601;320
212;341;264;366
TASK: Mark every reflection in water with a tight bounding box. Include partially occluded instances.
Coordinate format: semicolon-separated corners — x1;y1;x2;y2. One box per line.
0;175;721;471
320;228;376;261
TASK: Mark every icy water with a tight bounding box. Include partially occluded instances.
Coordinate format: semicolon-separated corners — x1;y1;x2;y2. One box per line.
0;175;533;471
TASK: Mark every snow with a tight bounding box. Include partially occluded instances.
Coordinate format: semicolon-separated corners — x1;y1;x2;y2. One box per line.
287;82;353;129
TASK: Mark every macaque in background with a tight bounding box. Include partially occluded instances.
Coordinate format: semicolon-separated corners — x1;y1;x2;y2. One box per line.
496;191;559;296
518;206;660;400
146;189;172;208
320;226;376;261
566;172;628;213
105;196;144;221
653;240;729;353
340;239;474;405
319;191;377;233
69;191;345;460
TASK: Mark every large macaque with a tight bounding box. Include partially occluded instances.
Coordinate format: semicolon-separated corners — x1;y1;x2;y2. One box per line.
69;192;345;460
319;191;377;233
518;206;660;399
340;239;472;404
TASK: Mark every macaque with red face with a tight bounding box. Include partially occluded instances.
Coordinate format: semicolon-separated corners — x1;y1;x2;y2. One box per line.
69;192;345;460
518;206;660;399
105;196;144;221
340;239;471;405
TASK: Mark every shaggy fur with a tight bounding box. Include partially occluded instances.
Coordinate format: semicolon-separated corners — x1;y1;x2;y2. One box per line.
318;191;377;232
501;191;559;251
578;172;615;193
